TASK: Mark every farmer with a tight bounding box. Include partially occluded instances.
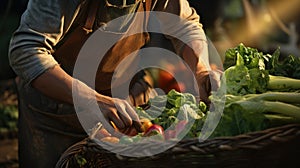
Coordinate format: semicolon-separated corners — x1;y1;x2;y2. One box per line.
9;0;220;167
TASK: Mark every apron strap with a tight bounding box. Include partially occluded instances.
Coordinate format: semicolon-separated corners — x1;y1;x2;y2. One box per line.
82;0;101;33
143;0;152;32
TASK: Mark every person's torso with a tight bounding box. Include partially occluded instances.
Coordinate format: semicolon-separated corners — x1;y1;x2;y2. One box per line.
53;0;151;93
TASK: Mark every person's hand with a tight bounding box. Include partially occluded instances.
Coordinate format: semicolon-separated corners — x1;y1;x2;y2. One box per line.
97;96;143;136
128;70;157;107
196;69;222;105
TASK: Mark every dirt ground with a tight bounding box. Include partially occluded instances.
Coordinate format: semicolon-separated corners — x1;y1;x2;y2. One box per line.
0;138;18;168
0;79;19;168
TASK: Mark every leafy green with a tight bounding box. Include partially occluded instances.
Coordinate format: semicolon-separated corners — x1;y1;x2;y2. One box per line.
224;53;251;95
223;43;300;95
136;44;300;140
248;68;269;93
224;49;270;95
209;91;300;138
268;48;300;79
211;103;268;138
223;43;271;70
136;89;206;139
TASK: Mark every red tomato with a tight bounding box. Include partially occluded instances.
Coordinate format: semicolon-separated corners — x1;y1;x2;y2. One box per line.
167;82;186;93
144;124;164;137
158;70;175;90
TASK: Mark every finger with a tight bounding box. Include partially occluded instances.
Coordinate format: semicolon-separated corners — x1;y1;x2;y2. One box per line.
130;82;146;106
100;118;116;136
139;79;151;103
116;103;133;128
108;109;125;130
123;126;138;136
205;76;212;94
210;70;222;91
133;121;143;133
124;102;143;132
109;121;124;138
143;85;154;104
199;85;209;104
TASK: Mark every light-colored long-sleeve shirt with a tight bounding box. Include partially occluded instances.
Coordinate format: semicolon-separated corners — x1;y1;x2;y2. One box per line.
9;0;207;85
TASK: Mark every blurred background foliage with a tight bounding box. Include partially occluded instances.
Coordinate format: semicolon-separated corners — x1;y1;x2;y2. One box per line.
189;0;300;58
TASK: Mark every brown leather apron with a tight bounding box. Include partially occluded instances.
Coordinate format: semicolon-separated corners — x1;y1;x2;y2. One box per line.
53;0;151;93
17;0;152;168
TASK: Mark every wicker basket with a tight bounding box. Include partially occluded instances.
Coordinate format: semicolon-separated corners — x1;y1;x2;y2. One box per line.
56;123;300;168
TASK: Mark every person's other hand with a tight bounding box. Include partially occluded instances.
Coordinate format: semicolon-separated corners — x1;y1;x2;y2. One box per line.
196;69;222;105
129;70;157;107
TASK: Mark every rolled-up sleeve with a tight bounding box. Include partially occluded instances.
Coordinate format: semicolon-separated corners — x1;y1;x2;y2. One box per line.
152;0;207;54
8;0;81;85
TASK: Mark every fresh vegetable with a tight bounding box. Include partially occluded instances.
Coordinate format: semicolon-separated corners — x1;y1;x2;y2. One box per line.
140;118;153;132
144;124;164;137
267;48;300;79
119;125;165;144
223;43;272;70
158;69;186;93
100;44;300;144
133;89;205;141
224;91;300;104
119;135;134;145
100;136;120;144
267;75;300;91
142;89;205;139
200;43;300;138
223;43;270;95
223;43;300;95
209;91;300;138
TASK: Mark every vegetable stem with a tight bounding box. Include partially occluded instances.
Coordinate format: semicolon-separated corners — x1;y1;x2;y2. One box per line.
245;92;300;104
268;75;300;90
262;101;300;120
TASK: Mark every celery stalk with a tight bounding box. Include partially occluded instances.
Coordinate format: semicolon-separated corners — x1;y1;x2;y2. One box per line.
267;75;300;90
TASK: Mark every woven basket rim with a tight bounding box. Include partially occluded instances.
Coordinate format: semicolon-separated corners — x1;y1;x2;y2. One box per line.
56;123;300;168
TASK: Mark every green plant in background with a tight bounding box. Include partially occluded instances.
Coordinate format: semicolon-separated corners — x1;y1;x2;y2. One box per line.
0;103;18;133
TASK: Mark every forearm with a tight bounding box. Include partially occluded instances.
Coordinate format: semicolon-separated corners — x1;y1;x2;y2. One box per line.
31;65;113;106
182;40;210;75
31;65;74;104
182;40;216;104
